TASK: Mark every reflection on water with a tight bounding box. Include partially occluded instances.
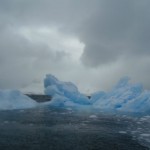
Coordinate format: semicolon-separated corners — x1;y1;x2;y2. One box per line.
0;107;149;150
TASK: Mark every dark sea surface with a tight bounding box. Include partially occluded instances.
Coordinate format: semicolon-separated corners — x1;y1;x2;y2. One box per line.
0;107;149;150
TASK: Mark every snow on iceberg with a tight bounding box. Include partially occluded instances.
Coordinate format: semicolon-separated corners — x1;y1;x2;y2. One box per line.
44;74;90;106
0;90;37;110
92;77;150;113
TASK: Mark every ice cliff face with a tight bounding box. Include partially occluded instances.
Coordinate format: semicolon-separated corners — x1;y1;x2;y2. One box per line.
44;75;150;114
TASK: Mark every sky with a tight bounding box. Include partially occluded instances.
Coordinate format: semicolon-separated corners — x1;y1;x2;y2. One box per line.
0;0;150;94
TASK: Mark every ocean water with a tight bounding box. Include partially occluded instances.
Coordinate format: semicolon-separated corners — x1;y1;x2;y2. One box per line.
0;107;149;150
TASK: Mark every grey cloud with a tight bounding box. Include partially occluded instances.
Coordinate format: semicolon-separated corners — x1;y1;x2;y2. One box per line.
1;0;150;92
0;0;91;28
79;0;150;66
0;25;68;90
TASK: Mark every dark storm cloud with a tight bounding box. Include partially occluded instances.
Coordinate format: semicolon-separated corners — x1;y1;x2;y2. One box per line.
79;0;150;66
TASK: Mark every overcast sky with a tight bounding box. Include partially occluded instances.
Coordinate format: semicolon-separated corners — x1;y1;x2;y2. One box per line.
0;0;150;94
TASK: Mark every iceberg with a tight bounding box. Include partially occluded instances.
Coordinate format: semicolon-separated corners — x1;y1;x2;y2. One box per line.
44;75;150;114
44;74;90;106
1;74;150;113
92;77;150;113
0;90;37;110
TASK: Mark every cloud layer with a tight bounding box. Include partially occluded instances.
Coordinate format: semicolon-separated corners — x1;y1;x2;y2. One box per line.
0;0;150;93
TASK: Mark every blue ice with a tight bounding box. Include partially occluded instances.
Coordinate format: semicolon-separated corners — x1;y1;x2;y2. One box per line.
44;74;90;107
44;75;150;114
0;90;37;110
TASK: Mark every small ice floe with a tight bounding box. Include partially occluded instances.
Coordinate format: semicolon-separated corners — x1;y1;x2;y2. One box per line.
144;116;150;119
89;115;98;119
66;108;72;111
140;118;148;122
